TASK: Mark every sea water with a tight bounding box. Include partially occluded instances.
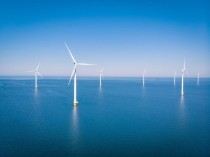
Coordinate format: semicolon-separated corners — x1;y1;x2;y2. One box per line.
0;77;209;157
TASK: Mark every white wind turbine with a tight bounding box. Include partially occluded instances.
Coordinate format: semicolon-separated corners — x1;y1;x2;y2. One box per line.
174;71;176;86
28;63;42;88
142;70;146;87
99;68;104;87
181;59;186;96
197;72;200;85
65;42;95;105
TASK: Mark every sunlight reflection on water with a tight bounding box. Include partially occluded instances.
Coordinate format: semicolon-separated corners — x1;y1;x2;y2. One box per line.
71;106;79;151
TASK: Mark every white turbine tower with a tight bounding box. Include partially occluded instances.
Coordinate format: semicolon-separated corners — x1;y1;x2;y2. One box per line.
99;68;104;87
65;42;95;106
142;70;146;87
174;71;176;86
181;59;186;96
197;72;200;85
28;63;42;88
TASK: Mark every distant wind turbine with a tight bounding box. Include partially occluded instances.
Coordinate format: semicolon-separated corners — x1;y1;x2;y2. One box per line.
65;42;95;106
197;72;200;85
142;70;146;87
28;63;42;88
99;68;104;87
174;71;176;86
181;59;186;96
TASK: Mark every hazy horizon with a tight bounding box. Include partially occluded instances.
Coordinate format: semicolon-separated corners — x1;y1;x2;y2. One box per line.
0;75;209;79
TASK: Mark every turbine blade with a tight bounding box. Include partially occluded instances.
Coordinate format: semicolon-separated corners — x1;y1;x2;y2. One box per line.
37;71;42;77
78;63;95;66
64;42;77;63
99;68;104;74
36;63;40;71
68;65;76;85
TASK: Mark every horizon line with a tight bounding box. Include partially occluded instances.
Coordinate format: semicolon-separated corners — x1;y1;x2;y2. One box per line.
0;75;209;79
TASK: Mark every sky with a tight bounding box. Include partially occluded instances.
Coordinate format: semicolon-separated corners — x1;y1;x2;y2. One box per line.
0;0;209;77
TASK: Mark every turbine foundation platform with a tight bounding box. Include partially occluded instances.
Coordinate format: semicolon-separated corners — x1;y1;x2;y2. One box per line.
73;101;78;106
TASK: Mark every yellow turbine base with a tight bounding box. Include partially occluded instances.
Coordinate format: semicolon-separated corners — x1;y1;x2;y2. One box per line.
73;102;78;106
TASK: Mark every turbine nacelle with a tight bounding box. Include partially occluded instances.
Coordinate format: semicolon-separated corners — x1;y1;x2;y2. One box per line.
28;63;42;77
100;68;104;75
182;69;185;73
143;70;146;76
182;67;187;73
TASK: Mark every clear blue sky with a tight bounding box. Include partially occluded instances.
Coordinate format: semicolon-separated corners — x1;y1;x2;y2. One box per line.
0;0;209;77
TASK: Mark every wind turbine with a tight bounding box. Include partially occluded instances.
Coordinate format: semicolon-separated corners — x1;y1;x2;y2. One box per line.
142;70;146;87
99;68;104;87
181;59;186;96
197;72;200;85
174;71;176;86
65;42;95;106
28;63;42;88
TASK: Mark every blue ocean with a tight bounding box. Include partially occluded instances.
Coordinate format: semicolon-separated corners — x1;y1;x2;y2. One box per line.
0;77;209;157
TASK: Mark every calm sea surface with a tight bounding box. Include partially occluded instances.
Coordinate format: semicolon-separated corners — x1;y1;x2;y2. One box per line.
0;77;209;157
